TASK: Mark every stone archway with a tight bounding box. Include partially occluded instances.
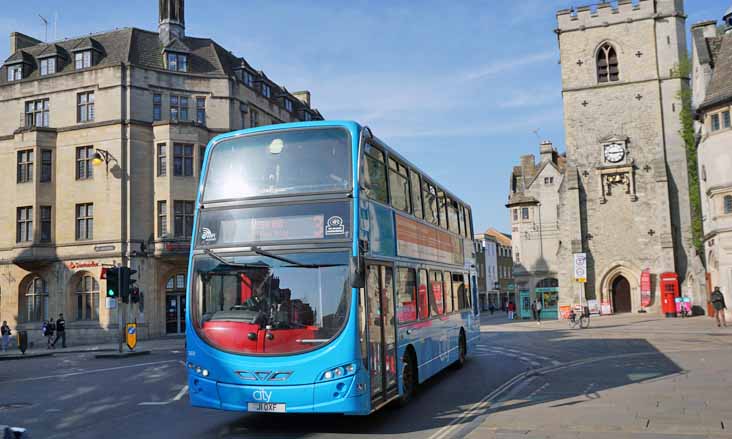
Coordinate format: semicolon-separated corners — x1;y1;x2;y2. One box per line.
611;276;632;313
598;262;642;314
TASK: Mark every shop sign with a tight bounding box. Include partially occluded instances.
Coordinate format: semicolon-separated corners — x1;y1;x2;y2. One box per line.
94;245;116;252
66;261;100;270
640;269;651;307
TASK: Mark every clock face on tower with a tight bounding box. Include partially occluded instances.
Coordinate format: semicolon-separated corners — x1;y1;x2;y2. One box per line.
604;143;625;163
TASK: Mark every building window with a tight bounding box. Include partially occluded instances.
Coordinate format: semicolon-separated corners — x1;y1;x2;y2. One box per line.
25;99;49;128
522;207;529;220
16;206;33;242
40;206;51;242
388;158;411;213
77;91;95;123
170;96;179;121
158;200;168;237
249;109;258;128
7;65;22;81
285;98;293;112
40;58;56;76
75;274;99;321
513;208;518;221
199;145;206;174
153;94;162;121
76;146;94;180
544;177;554;184
262;83;271;98
75;203;93;241
40;150;52;183
166;52;188;72
75;50;92;69
711;113;721;132
723;111;731;129
17;150;33;183
303;111;313;121
157;143;167;177
725;195;732;214
23;277;48;322
174;200;194;238
173;143;193;176
597;43;619;83
196;97;206;124
242;71;254;87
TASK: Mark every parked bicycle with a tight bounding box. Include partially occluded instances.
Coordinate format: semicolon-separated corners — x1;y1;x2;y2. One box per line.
568;306;590;329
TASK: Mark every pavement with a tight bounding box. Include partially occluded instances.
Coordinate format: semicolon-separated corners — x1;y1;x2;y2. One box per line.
1;314;730;438
0;335;184;360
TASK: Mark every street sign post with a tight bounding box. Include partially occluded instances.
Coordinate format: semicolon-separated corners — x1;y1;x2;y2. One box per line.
574;253;587;313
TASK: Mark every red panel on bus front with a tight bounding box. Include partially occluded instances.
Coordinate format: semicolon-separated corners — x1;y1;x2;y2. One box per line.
264;327;318;354
201;321;259;353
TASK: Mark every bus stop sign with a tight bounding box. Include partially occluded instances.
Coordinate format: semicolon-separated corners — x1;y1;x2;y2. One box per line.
126;323;137;351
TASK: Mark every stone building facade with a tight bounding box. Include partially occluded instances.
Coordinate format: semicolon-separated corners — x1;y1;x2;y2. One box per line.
484;229;514;310
554;0;706;314
507;141;565;319
0;0;322;345
474;232;498;311
692;7;732;320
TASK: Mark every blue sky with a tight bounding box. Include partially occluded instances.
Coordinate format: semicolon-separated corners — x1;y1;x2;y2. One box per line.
1;0;729;233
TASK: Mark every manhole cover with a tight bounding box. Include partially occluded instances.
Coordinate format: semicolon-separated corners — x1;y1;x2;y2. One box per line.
0;403;32;410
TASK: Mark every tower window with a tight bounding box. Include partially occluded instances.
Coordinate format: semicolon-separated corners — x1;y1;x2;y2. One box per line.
597;43;619;83
724;195;732;215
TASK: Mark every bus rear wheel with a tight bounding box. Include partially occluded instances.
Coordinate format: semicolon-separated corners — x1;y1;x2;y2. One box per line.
398;350;417;406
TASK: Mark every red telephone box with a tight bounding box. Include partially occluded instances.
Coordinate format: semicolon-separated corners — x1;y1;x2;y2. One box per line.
660;272;679;317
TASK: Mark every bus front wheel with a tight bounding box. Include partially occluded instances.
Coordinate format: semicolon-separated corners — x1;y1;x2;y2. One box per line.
398;349;417;406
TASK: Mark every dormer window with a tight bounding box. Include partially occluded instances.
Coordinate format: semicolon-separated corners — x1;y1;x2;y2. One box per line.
597;43;619;83
166;52;188;72
284;98;293;112
40;58;56;76
75;51;92;69
242;71;254;87
303;111;312;121
7;65;22;81
262;83;271;98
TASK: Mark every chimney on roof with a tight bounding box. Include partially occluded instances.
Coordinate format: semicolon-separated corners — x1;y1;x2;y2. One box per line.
292;91;311;108
539;140;556;164
10;32;41;54
159;0;185;45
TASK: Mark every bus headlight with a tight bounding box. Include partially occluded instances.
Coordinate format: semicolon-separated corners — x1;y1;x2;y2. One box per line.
320;363;357;381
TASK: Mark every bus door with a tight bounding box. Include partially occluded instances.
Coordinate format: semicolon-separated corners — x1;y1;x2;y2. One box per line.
366;264;398;406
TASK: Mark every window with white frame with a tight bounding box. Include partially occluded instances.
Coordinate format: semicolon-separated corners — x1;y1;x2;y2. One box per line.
7;64;22;81
166;52;188;72
40;58;56;76
75;51;92;69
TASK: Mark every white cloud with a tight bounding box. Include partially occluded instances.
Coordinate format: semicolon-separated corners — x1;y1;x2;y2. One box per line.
462;51;557;81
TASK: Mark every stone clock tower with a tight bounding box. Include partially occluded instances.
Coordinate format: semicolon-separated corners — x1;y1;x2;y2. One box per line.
555;0;705;313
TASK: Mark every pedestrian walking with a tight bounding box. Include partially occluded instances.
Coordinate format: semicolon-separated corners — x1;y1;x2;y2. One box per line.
531;300;537;321
52;313;66;348
535;299;543;324
710;286;727;328
46;318;56;349
488;303;495;315
507;301;516;320
1;321;11;352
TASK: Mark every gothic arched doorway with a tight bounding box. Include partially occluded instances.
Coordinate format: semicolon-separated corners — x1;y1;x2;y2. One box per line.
612;276;631;313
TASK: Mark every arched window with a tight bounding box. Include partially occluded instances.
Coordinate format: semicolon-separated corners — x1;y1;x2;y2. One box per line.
21;277;48;322
75;274;99;321
724;195;732;214
597;43;619;83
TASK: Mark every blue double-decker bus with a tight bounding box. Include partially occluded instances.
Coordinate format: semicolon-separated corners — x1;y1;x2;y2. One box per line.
185;121;480;415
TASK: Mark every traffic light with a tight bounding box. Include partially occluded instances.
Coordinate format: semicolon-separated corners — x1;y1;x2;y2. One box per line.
106;267;119;299
119;267;138;304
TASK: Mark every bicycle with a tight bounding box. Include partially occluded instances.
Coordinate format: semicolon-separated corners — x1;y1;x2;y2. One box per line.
568;307;590;329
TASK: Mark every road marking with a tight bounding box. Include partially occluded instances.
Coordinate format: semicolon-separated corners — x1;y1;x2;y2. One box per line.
139;385;189;406
0;360;179;384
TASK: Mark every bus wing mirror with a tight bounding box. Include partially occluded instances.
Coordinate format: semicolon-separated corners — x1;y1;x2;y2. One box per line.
350;255;365;289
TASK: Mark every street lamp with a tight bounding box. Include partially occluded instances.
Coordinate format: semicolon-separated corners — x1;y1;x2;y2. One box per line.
91;149;116;174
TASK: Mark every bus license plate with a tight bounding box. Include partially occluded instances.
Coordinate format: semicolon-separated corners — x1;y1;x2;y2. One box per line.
248;402;286;413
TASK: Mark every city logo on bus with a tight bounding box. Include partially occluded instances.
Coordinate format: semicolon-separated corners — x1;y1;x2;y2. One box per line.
252;388;272;402
201;227;217;242
325;216;345;235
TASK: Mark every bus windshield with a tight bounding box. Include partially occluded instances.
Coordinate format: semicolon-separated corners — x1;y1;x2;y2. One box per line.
203;127;352;202
191;251;350;355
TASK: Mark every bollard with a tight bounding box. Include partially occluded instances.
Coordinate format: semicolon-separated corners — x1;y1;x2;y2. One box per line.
17;331;28;355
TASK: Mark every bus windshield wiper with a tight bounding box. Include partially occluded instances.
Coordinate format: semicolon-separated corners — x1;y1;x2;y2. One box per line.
251;246;345;269
205;249;268;268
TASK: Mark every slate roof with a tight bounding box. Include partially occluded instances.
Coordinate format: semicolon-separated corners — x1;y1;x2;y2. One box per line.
700;33;732;111
0;27;322;118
